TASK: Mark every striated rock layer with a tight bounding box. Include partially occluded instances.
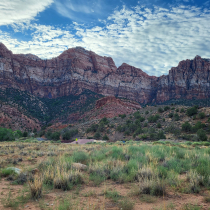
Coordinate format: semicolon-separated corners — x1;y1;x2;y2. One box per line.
0;43;210;104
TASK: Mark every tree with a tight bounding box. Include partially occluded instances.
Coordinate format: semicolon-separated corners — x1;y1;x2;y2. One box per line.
182;122;192;132
186;106;198;116
94;132;101;140
102;134;109;140
197;129;207;141
158;108;164;113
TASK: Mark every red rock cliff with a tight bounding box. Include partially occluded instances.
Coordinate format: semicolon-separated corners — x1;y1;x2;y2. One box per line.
0;42;210;104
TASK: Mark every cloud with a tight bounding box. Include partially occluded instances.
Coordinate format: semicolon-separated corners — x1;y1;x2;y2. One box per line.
0;0;54;26
54;0;102;21
1;4;210;77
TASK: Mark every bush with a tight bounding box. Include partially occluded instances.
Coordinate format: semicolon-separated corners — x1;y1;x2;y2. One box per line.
174;113;180;121
100;117;109;125
182;122;192;132
22;131;28;137
157;131;166;139
176;109;179;112
157;123;161;128
158;108;164;113
51;132;60;141
45;131;52;139
192;121;205;132
148;115;160;123
165;124;181;137
94;132;101;139
145;111;149;115
119;114;126;119
0;128;15;141
62;129;78;140
164;106;170;111
180;108;185;113
197;129;207;141
168;113;174;118
186;106;198;116
102;134;109;140
198;112;205;119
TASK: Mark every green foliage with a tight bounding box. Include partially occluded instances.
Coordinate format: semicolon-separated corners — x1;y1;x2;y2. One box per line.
176;108;179;112
180;108;185;113
51;132;60;141
158;108;164;113
0;127;15;141
86;124;98;133
102;134;109;140
174;113;180;121
186;106;198;116
94;132;101;140
145;111;149;115
164;106;170;111
73;151;88;164
197;129;207;141
119;114;126;119
198;112;205;119
157;123;161;128
0;168;15;177
22;131;28;137
168;113;174;118
62;129;78;140
192;121;206;132
182;122;192;132
100;117;109;125
148;114;160;123
157;131;166;139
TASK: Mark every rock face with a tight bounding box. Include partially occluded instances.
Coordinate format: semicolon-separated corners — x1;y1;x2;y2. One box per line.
1;42;210;104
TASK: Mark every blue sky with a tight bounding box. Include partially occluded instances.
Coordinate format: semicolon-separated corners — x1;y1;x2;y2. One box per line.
0;0;210;76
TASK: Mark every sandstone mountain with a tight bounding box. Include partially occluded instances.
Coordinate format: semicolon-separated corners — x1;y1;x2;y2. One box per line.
0;42;210;105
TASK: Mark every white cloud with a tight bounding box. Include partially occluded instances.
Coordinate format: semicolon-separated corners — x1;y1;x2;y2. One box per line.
54;0;102;21
0;0;54;26
1;4;210;77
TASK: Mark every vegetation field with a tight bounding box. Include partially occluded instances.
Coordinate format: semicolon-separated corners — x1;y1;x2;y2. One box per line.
1;140;210;210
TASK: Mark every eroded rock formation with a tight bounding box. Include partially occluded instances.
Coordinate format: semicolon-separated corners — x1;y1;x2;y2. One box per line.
1;42;210;104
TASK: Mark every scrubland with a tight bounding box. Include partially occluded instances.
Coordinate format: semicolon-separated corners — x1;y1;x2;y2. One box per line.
1;140;210;210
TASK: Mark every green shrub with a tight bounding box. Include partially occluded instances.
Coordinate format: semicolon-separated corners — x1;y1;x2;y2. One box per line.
0;127;15;141
192;121;205;132
157;131;166;139
174;113;180;121
73;151;88;163
145;111;149;115
102;134;109;140
148;115;160;123
164;106;170;111
45;131;52;139
162;118;165;122
182;122;192;132
94;132;101;139
180;108;185;113
176;109;179;112
22;131;28;137
197;129;207;141
186;106;198;116
0;168;15;177
62;129;78;140
119;114;126;119
51;132;60;141
198;112;205;119
168;113;174;118
100;117;109;125
158;108;164;113
157;123;161;128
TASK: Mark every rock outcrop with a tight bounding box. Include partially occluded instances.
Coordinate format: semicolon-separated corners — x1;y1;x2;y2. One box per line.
0;42;210;104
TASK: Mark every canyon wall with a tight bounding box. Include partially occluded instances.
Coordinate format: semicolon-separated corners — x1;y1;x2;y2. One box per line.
0;42;210;104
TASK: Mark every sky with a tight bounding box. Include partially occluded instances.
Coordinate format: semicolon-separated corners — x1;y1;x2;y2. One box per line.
0;0;210;76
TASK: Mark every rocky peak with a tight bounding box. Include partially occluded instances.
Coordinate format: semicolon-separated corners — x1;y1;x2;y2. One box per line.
0;42;210;104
